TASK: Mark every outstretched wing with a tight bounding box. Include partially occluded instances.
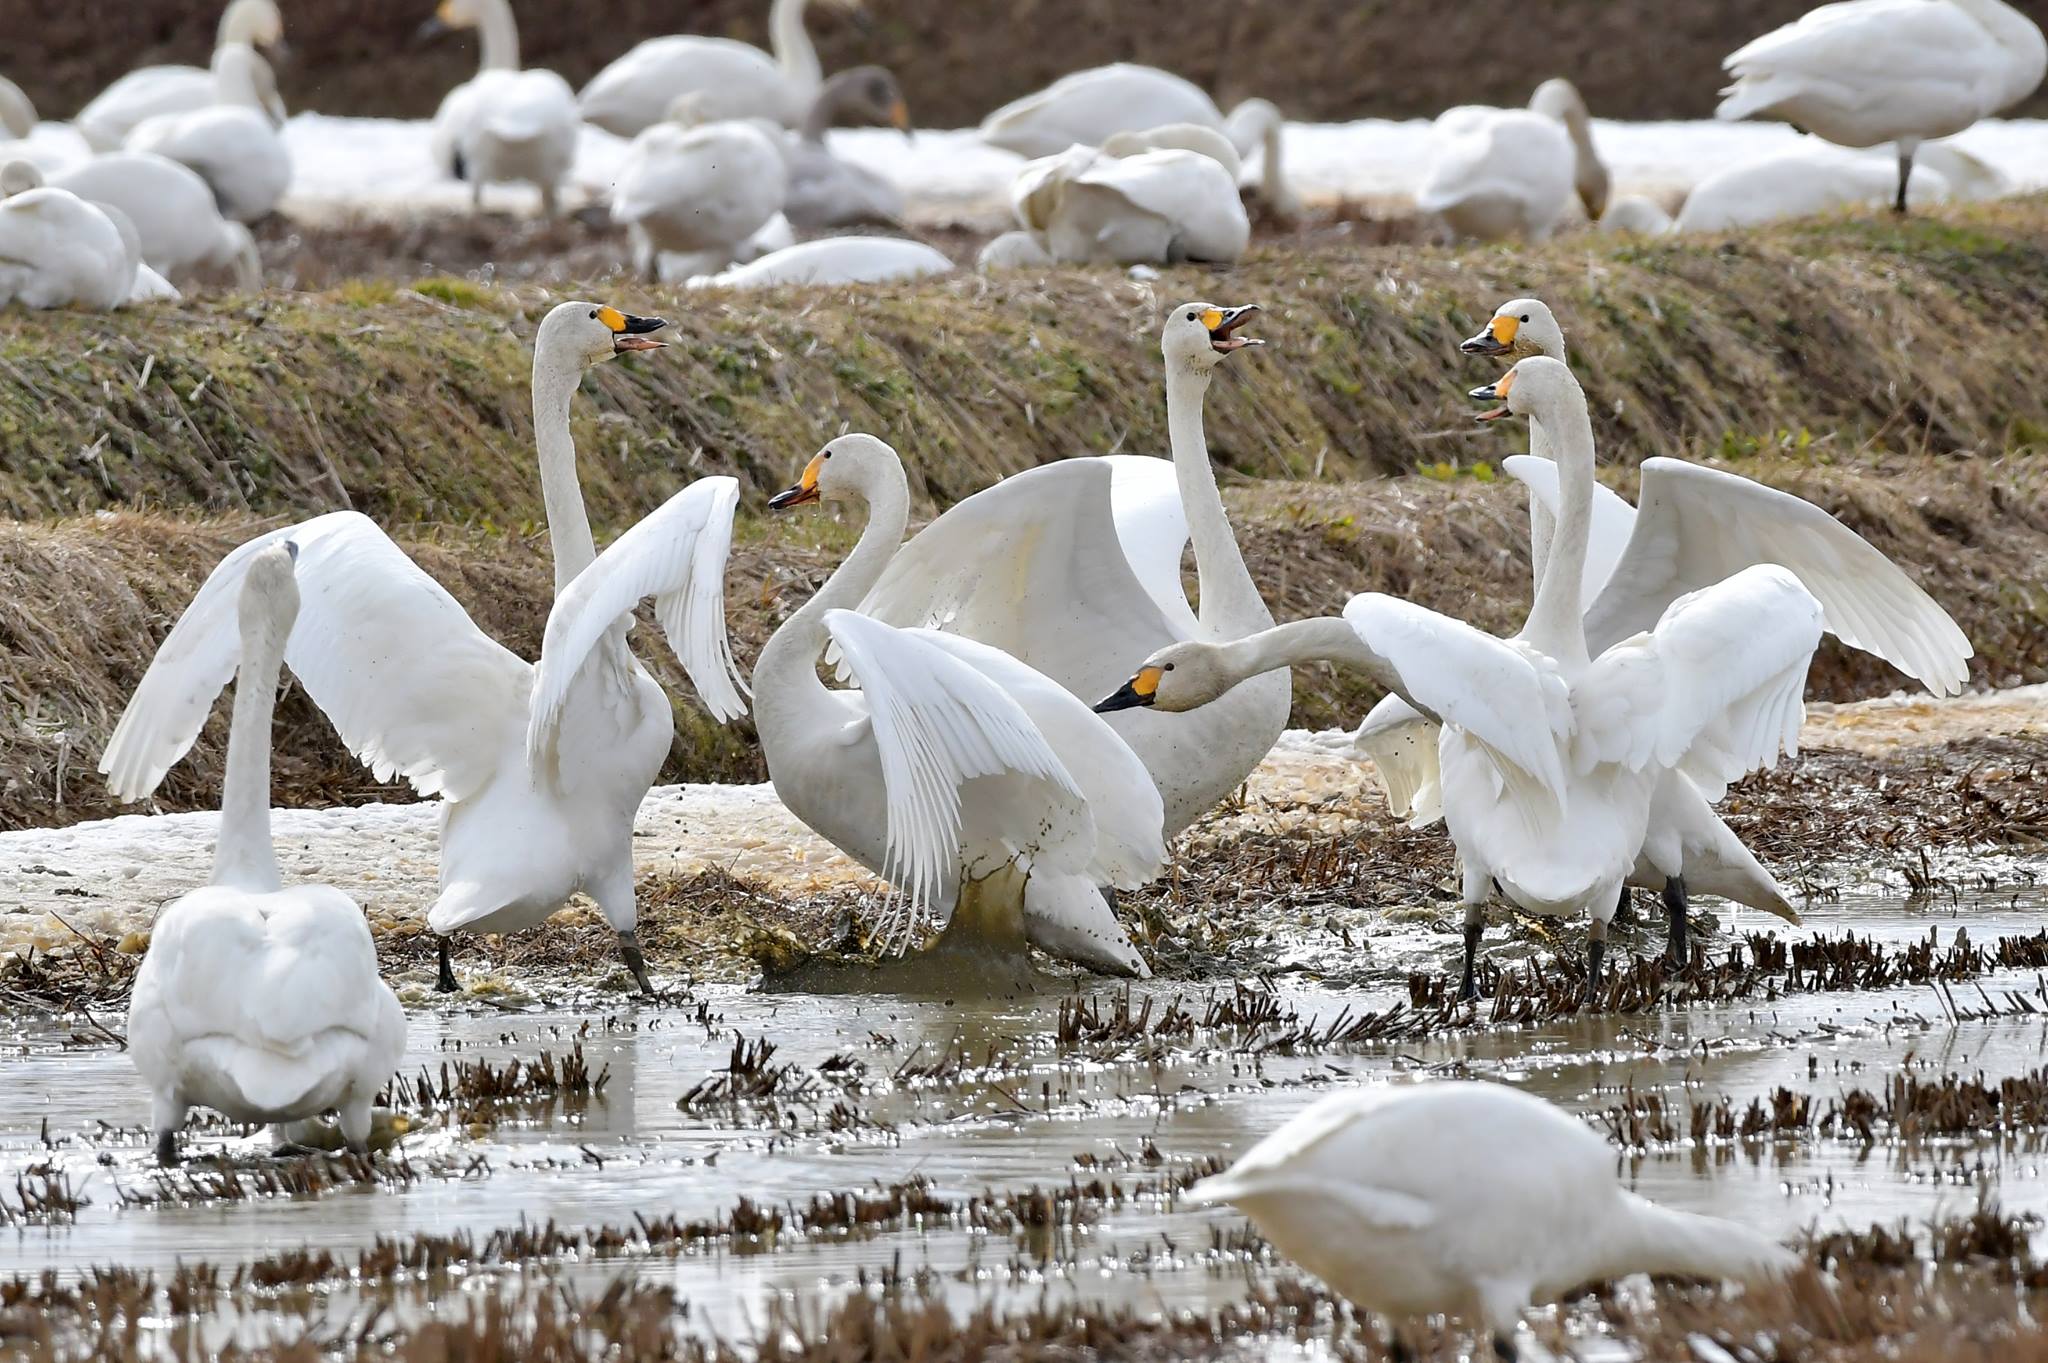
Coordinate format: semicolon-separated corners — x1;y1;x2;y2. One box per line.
1583;458;1972;695
101;512;528;803
1350;693;1445;828
1501;453;1638;610
1101;454;1198;636
526;478;747;783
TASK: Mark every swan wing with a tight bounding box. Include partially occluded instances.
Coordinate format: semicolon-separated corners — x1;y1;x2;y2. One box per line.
1500;453;1637;610
1350;693;1445;827
1101;454;1198;636
1186;1088;1439;1228
100;511;529;804
526;477;746;781
1584;457;1971;695
1724;0;2000;86
821;609;1089;937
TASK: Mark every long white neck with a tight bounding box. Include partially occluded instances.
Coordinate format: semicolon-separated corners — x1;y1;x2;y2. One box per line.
1224;100;1296;215
474;0;521;72
1595;1196;1797;1287
1955;0;2048;102
1165;362;1273;638
1519;396;1596;666
212;46;268;110
768;0;824;99
1521;333;1565;590
1213;616;1378;685
212;599;286;893
753;468;911;736
532;348;595;594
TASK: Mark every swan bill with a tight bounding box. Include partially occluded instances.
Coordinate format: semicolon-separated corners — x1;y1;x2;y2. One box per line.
1207;304;1262;354
768;453;826;510
1470;366;1517;422
1461;314;1518;356
598;306;670;352
1095;665;1163;713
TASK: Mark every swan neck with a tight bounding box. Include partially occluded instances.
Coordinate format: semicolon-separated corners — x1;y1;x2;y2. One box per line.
476;0;521;72
532;351;595;594
1166;363;1271;636
212;604;285;893
768;0;823;98
1217;617;1372;684
1522;402;1595;665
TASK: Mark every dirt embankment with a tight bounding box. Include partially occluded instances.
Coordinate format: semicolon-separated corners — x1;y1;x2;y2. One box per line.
16;0;2048;130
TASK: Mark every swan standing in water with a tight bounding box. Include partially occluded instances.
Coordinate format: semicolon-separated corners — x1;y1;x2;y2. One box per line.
1188;1082;1797;1360
1104;358;1825;1003
101;303;748;997
1717;0;2045;214
128;544;406;1168
77;0;288;152
1417;78;1608;241
578;0;846;136
743;434;1163;979
424;0;581;216
53;152;261;290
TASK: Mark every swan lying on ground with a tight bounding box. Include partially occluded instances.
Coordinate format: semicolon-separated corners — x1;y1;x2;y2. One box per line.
127;544;405;1168
1188;1082;1798;1360
53;152;261;289
686;237;952;290
1717;0;2044;214
101;302;748;997
783;66;911;229
987;126;1249;266
425;0;580;216
1418;78;1608;241
578;0;845;135
0;164;162;309
78;0;287;152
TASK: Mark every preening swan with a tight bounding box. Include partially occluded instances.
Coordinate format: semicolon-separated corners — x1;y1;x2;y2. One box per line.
610;106;789;281
1417;78;1608;241
1188;1082;1797;1360
1109;357;1825;1003
127;544;406;1168
424;0;581;217
752;434;1164;980
685;236;953;290
999;128;1250;265
1717;0;2045;213
0;169;145;310
53;152;261;289
577;0;844;136
783;66;911;229
847;304;1290;839
77;0;288;152
125;44;292;223
100;302;748;997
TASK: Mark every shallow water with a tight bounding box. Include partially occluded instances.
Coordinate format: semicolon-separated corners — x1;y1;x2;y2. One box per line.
4;870;2046;1349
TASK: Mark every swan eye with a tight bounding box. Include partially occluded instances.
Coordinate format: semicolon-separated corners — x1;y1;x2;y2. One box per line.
1163;663;1175;672
1185;310;1197;321
588;310;598;319
1520;314;1530;322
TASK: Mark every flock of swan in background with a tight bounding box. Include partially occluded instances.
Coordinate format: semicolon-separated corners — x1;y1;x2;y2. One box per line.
1;0;2044;305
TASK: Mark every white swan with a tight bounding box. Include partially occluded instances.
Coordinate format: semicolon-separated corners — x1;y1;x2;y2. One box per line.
1188;1082;1797;1359
847;304;1289;839
100;302;748;997
686;237;952;290
1353;297;1971;955
1597;194;1675;235
1107;357;1825;1003
0;77;35;139
125;45;291;223
0;170;141;310
999;128;1250;265
77;0;287;152
1417;79;1608;241
744;433;1163;978
783;66;910;229
578;0;843;136
423;0;580;217
1717;0;2045;214
610;106;789;281
127;543;406;1168
1677;144;1954;229
53;152;260;289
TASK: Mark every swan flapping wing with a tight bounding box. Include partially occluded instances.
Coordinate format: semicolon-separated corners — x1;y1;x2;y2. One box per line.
1501;453;1638;611
526;477;747;782
1583;458;1972;695
1576;564;1823;800
1101;454;1198;636
1350;693;1445;828
822;609;1090;938
101;512;528;804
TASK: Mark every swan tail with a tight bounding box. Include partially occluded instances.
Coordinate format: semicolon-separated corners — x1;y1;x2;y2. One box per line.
427;882;518;936
1021;875;1149;978
1620;1194;1800;1284
1714;78;1792;124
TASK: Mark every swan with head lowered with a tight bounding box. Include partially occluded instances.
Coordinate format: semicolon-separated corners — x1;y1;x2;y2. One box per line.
610;99;789;281
1417;78;1608;241
1353;297;1971;963
1717;0;2044;214
1103;357;1826;1004
77;0;287;151
101;302;748;997
843;304;1289;841
578;0;850;136
423;0;581;217
53;152;261;289
729;434;1164;979
128;543;406;1168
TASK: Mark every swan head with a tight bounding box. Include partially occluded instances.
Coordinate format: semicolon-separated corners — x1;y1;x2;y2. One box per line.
220;0;287;54
1470;354;1578;424
768;433;897;511
1095;641;1230;715
540;300;669;367
1162;303;1262;374
422;0;490;34
813;66;911;134
1462;298;1562;362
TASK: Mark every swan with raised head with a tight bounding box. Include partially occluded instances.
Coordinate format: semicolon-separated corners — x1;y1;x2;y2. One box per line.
53;152;261;289
128;544;406;1168
846;304;1289;839
423;0;580;216
125;44;291;223
1417;78;1608;241
610;102;789;280
741;434;1164;978
686;236;952;290
996;126;1250;265
100;302;748;997
1717;0;2045;214
578;0;846;136
1187;1082;1798;1360
77;0;287;151
783;66;911;229
1104;357;1825;1002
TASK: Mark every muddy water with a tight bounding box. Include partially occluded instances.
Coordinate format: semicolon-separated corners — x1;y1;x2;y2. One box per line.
3;873;2046;1347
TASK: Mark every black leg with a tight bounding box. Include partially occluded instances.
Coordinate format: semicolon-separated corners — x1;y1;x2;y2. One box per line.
1583;934;1606;1011
1663;875;1690;970
1387;1330;1414;1363
154;1129;179;1168
1609;883;1637;932
1458;904;1485;1003
434;937;459;994
1894;147;1911;215
619;930;657;998
1493;1331;1519;1362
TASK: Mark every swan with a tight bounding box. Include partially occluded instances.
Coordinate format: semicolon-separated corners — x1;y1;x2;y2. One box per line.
610;105;789;281
846;304;1289;839
125;46;291;223
1352;297;1971;959
1417;79;1607;241
783;66;911;229
127;544;406;1167
738;433;1163;978
1717;0;2045;214
1187;1081;1797;1360
0;77;34;139
77;0;287;152
1676;144;1955;229
53;152;261;289
577;0;844;136
0;170;141;310
423;0;580;217
1597;194;1675;234
100;302;748;997
1001;128;1250;265
1104;357;1825;1002
686;237;952;290
99;202;184;305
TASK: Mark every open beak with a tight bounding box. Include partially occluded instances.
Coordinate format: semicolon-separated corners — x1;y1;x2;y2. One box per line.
1208;305;1262;355
768;454;825;510
1094;666;1162;713
1470;378;1512;422
609;311;668;353
1460;315;1516;357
